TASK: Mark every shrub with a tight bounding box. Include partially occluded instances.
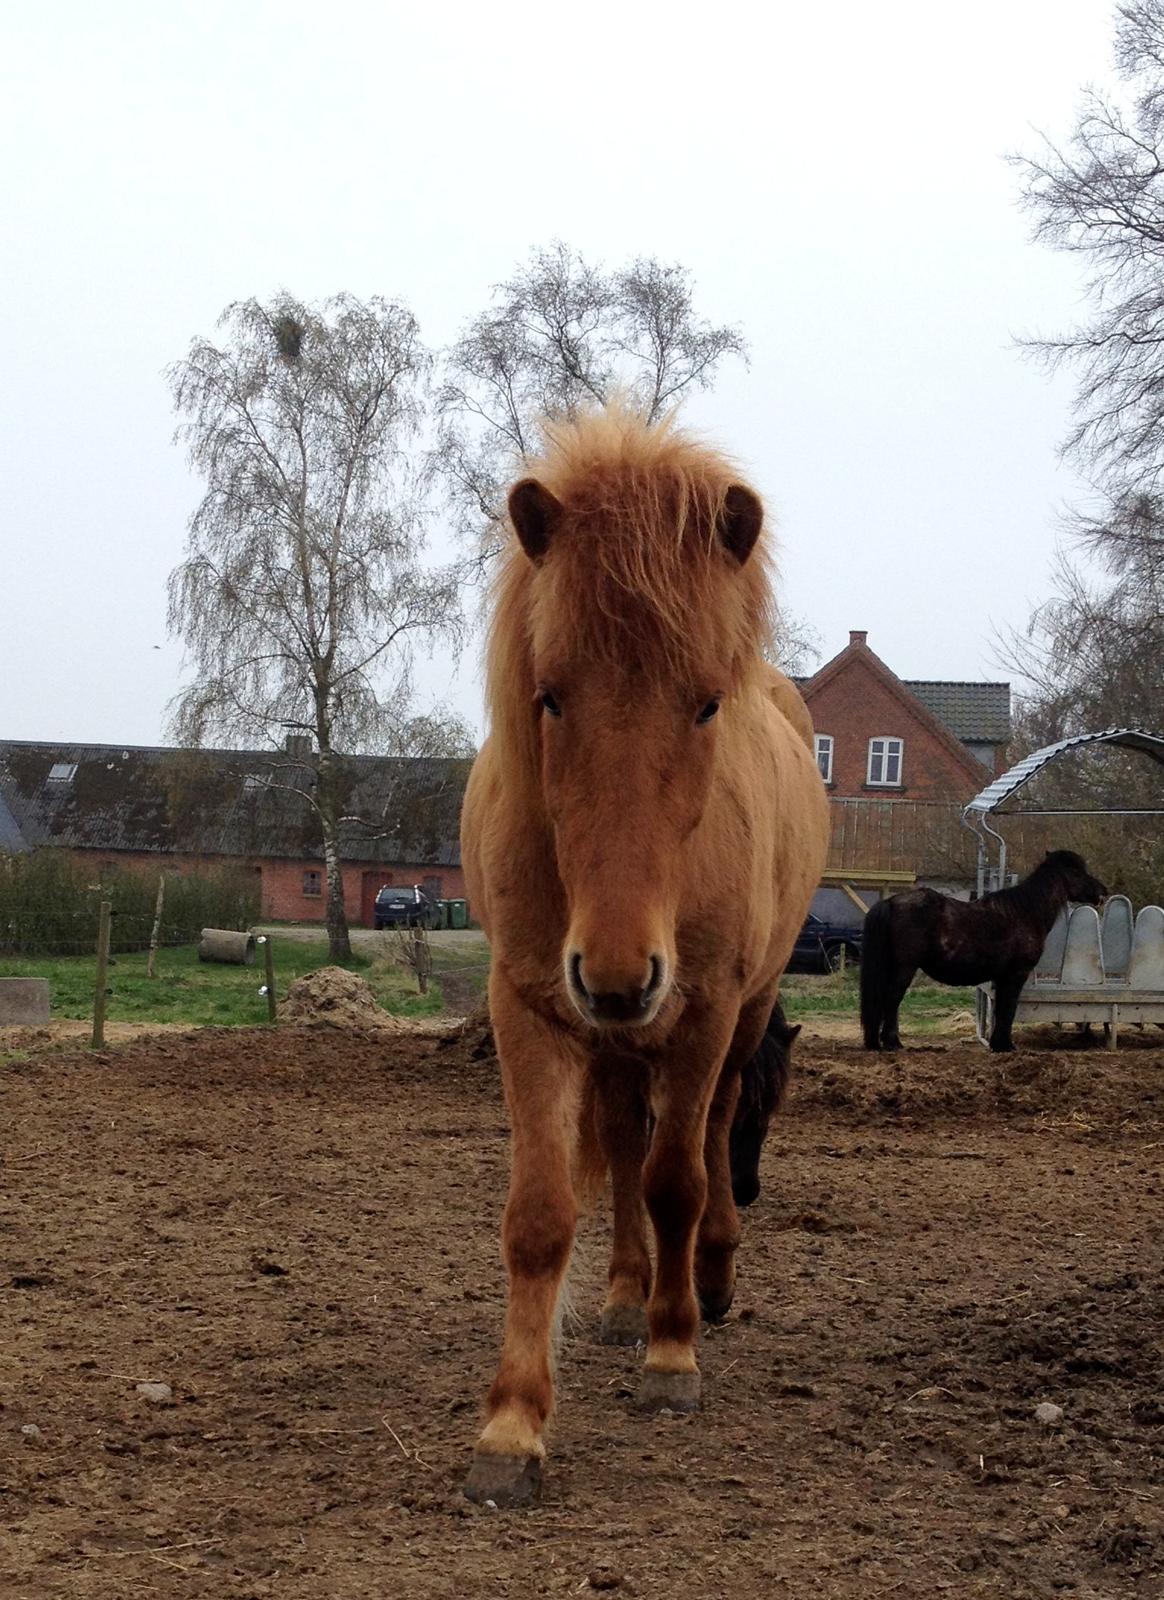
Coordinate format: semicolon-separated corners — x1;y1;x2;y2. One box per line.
0;850;260;955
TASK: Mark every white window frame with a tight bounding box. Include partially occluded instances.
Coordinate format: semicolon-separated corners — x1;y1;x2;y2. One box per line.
47;762;77;784
866;736;903;788
814;734;834;784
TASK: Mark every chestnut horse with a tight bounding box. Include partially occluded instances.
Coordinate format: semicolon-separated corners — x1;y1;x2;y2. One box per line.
460;406;829;1505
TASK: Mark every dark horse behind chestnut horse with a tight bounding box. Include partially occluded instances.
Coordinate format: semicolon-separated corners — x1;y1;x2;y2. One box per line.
860;850;1107;1053
728;1001;800;1208
460;404;829;1505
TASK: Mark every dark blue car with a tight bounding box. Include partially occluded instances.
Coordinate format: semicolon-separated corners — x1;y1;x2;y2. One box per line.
788;912;862;974
373;886;439;931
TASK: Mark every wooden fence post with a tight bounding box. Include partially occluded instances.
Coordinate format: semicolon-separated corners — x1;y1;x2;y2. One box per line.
92;900;112;1050
146;874;166;978
412;927;430;995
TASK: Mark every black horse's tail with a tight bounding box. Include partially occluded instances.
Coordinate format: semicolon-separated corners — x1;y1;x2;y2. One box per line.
859;898;894;1050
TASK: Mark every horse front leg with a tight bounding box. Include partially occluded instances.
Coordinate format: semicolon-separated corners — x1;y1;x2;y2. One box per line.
593;1057;652;1346
638;1014;734;1414
465;978;582;1507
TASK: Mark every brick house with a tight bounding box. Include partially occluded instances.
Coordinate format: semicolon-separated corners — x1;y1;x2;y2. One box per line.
798;631;1011;801
793;633;1011;918
0;741;470;927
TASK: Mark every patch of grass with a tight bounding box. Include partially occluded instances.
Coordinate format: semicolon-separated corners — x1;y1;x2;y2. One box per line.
782;969;975;1031
0;938;447;1029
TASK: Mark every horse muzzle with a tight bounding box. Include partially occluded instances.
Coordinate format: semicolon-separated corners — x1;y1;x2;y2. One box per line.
564;949;669;1029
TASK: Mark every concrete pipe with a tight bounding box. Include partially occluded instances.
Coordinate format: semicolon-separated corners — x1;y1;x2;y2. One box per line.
198;928;257;966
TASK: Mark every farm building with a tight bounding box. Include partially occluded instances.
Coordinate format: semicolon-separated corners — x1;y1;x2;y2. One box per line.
0;740;469;927
0;640;1011;928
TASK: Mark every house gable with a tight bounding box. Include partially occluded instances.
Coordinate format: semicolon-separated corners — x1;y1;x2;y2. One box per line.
801;634;1000;800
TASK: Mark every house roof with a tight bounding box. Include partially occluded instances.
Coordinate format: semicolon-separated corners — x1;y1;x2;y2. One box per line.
0;741;470;867
902;681;1011;744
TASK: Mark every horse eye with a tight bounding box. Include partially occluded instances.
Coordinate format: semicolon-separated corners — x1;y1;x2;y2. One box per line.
540;690;562;718
696;698;721;725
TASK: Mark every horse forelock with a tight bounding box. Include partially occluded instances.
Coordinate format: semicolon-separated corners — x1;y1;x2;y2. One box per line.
485;407;775;749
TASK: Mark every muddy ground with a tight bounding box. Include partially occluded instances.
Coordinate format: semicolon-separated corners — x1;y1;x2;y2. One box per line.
2;1023;1162;1599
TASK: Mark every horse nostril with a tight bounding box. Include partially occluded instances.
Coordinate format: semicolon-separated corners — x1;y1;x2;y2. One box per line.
568;951;589;1002
641;954;664;1010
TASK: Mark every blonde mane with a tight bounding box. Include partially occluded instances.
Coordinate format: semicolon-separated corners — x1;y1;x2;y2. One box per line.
486;405;776;761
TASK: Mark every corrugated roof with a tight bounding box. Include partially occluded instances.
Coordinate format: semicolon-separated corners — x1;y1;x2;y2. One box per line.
965;727;1164;815
0;741;470;866
901;682;1011;743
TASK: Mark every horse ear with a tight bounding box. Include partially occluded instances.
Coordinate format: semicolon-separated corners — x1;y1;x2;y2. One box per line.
787;1023;802;1043
718;484;764;566
508;479;561;563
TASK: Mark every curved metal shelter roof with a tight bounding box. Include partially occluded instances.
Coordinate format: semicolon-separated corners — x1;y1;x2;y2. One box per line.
964;727;1164;817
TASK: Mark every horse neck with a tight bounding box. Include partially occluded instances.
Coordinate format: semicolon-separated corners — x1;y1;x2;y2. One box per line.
990;864;1069;933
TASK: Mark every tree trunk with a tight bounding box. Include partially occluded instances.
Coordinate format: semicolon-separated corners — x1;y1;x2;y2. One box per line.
316;746;352;962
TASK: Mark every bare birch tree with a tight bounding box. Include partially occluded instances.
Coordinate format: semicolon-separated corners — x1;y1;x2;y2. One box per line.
167;292;466;960
432;241;812;668
433;242;747;550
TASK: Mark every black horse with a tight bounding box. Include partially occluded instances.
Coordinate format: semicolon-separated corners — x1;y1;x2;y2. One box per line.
729;1001;801;1206
860;850;1108;1054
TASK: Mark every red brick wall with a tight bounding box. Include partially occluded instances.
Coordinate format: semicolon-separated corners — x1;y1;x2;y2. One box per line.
65;848;468;927
259;860;468;925
804;655;981;803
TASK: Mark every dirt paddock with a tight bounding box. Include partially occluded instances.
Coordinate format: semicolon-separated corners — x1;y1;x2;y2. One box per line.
2;1024;1162;1598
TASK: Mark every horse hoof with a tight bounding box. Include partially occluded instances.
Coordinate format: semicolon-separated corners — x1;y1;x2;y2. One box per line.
637;1368;701;1414
599;1305;647;1345
464;1451;543;1507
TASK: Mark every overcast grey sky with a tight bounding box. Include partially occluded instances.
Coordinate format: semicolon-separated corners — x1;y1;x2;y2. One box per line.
1;0;1114;748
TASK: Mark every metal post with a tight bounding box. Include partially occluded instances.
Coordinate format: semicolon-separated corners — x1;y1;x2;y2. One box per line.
92;901;112;1050
260;935;277;1023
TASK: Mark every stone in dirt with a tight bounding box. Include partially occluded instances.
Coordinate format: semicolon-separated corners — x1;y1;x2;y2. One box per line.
1034;1402;1065;1426
135;1382;174;1405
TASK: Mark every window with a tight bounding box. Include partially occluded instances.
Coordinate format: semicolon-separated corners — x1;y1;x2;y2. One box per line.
243;773;270;791
302;869;322;897
867;737;903;787
814;734;833;784
47;762;77;784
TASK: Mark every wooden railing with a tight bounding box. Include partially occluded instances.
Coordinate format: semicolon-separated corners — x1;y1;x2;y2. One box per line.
823;798;1140;885
825;799;977;879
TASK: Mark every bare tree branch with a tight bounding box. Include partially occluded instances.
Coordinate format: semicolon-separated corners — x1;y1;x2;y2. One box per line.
167;292;472;959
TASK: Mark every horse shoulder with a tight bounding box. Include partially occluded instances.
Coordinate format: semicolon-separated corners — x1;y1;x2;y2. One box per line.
462;739;564;955
735;694;830;980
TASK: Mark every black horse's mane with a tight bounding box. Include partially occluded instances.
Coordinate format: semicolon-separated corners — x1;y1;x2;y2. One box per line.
983;850;1089;920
